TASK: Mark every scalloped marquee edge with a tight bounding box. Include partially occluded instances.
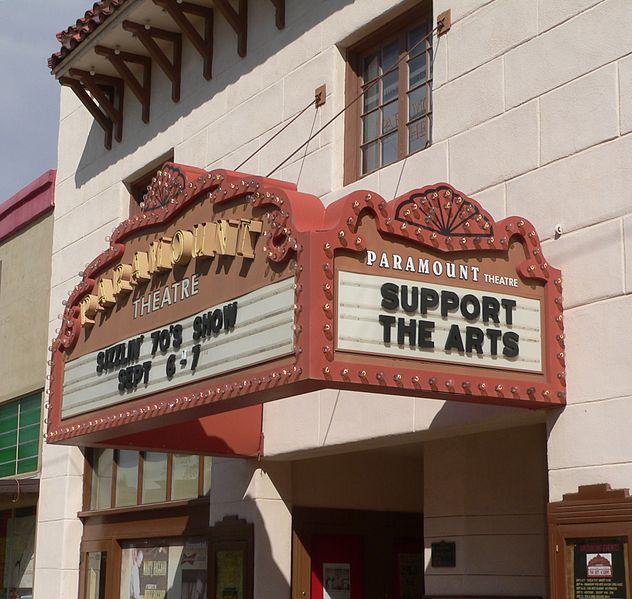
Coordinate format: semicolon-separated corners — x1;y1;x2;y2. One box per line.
46;163;565;444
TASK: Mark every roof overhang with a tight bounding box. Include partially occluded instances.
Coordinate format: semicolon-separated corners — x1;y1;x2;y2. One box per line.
50;0;287;149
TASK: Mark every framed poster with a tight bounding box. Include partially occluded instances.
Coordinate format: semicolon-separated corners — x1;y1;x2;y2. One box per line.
310;535;362;599
216;550;244;599
119;538;208;599
566;538;629;599
208;516;254;599
181;540;208;599
122;544;169;599
322;563;350;599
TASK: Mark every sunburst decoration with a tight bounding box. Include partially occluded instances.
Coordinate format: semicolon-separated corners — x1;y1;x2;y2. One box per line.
395;186;494;237
140;163;187;212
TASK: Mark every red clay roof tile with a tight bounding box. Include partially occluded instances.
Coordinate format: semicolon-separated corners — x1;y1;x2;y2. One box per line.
48;0;130;71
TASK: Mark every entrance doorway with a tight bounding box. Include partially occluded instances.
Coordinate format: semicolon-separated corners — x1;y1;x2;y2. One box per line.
292;508;424;599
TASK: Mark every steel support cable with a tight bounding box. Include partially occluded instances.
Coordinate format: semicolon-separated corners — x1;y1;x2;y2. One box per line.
296;106;320;186
266;24;439;178
235;97;316;171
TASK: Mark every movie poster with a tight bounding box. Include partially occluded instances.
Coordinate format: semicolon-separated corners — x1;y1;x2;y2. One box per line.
216;550;244;599
181;540;207;599
568;538;629;599
323;563;350;599
125;545;169;599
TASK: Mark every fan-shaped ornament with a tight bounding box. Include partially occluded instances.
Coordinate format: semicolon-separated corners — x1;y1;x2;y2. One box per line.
141;163;187;212
395;185;494;237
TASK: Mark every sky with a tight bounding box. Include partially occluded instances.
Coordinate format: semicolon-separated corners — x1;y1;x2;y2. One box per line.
0;0;91;202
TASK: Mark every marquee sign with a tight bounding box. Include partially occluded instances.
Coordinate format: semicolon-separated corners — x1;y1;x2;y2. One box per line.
46;163;565;453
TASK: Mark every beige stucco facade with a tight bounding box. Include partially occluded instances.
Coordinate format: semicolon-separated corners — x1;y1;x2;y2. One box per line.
0;171;55;598
0;211;54;405
38;0;632;597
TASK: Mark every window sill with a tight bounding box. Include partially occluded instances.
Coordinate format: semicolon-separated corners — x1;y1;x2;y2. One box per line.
78;495;209;519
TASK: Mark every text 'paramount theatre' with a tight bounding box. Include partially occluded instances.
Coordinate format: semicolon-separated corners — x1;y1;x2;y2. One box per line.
36;0;632;598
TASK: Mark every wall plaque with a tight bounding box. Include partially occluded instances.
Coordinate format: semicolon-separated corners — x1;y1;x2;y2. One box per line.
431;541;456;568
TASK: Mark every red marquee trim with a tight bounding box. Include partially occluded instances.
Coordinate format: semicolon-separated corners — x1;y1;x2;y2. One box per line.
46;164;565;446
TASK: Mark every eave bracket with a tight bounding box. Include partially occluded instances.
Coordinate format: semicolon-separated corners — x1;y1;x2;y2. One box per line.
95;46;152;122
122;20;182;102
153;0;214;80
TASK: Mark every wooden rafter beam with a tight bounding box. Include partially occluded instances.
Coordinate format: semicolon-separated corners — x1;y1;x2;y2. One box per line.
95;45;152;123
68;69;125;142
269;0;285;29
214;0;247;57
122;20;182;102
68;68;125;143
153;0;214;80
59;76;114;150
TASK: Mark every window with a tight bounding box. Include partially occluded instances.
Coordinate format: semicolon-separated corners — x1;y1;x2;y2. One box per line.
345;5;433;183
119;537;208;599
126;150;174;216
87;449;212;511
0;505;37;597
114;449;139;508
85;551;107;599
142;452;168;504
90;448;113;510
171;453;201;501
0;392;41;477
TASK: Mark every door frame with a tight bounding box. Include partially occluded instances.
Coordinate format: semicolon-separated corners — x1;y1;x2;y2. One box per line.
548;484;632;599
291;507;423;599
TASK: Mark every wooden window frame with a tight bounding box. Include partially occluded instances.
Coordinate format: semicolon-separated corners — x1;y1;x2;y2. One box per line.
83;448;209;513
79;538;119;599
77;497;254;599
209;516;255;599
79;500;212;599
0;391;43;479
127;150;174;216
344;3;433;185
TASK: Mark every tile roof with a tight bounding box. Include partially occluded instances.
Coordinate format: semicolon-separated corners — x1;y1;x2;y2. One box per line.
48;0;130;71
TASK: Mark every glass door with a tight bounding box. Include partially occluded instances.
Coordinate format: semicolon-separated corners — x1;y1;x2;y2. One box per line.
81;540;116;599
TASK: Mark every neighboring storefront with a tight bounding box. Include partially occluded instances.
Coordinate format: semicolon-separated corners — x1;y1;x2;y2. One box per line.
0;170;55;599
39;0;632;598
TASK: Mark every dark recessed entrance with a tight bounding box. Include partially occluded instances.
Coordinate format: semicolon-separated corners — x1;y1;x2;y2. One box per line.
292;508;424;599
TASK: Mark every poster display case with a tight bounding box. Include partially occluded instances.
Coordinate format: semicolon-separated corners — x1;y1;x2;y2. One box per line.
548;484;632;599
565;538;629;599
119;538;207;599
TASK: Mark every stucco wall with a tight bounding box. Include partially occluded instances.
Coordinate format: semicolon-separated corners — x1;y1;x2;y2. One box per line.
292;448;423;513
424;425;549;596
209;459;294;598
0;212;53;404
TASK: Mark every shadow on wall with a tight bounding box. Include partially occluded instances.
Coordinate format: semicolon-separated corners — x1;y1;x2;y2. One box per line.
428;393;564;451
116;454;290;599
428;397;550;437
74;0;359;189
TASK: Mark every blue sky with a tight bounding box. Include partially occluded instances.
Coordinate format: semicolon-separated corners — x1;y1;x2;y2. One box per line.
0;0;91;201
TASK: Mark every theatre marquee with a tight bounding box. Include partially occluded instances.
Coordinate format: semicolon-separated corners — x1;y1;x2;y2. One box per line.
46;163;565;454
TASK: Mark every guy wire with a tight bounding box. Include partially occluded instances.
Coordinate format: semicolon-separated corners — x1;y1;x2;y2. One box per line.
267;24;439;178
235;97;316;171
